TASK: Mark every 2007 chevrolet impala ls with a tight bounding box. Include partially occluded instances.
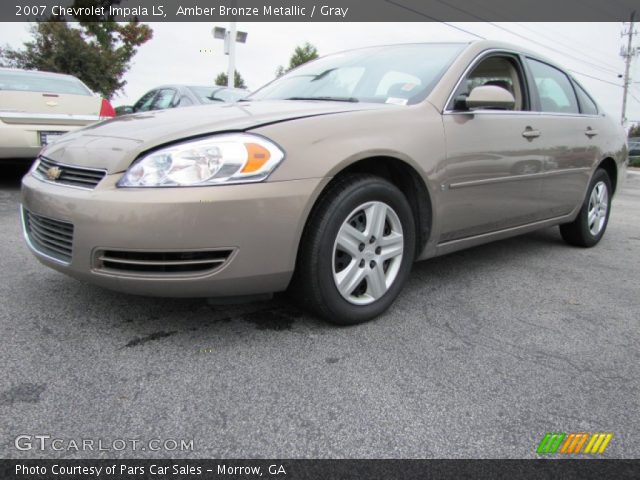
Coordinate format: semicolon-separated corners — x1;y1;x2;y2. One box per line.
21;41;628;324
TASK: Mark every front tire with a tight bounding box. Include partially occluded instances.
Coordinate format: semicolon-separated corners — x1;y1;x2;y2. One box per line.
560;168;612;247
294;174;416;325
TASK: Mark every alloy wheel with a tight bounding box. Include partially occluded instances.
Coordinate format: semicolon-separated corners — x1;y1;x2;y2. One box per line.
332;201;404;305
587;181;608;236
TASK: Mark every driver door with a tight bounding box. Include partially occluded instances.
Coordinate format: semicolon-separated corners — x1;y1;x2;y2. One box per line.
439;53;547;243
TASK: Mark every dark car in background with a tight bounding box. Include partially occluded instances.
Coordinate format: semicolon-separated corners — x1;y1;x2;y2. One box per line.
115;85;248;115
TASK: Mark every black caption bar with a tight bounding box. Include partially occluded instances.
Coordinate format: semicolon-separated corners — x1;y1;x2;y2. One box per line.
1;0;638;22
1;459;640;479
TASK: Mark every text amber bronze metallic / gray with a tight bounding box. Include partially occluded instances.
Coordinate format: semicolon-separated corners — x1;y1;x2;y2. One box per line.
21;41;628;324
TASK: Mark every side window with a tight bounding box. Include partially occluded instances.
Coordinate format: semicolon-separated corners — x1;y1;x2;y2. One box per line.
150;89;176;110
527;59;579;114
574;82;598;115
451;55;526;111
133;90;157;112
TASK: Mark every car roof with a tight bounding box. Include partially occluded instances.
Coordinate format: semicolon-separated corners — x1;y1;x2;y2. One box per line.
314;40;562;75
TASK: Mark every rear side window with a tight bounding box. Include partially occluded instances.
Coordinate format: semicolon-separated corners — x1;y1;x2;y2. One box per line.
527;59;579;114
0;70;92;96
212;89;246;102
574;82;598;115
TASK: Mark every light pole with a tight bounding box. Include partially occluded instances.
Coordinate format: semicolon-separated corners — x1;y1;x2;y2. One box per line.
227;22;237;88
212;13;247;88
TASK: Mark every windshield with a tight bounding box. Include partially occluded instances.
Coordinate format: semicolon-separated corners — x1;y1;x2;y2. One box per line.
250;43;465;105
190;86;247;103
0;71;92;96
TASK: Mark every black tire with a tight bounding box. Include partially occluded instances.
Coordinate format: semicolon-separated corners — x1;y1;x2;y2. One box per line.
293;174;416;325
559;168;612;248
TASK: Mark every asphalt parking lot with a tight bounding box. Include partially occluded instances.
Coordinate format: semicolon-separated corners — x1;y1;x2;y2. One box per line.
1;163;639;459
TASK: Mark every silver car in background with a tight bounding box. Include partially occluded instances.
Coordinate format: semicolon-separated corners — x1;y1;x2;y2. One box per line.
115;85;249;115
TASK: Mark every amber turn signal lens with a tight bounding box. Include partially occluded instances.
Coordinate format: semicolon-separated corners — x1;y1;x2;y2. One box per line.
242;143;271;173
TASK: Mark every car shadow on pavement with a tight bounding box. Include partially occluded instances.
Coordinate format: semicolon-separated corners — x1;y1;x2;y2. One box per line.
412;226;566;275
41;225;567;347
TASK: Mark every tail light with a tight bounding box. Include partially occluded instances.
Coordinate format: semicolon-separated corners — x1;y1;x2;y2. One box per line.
99;98;116;119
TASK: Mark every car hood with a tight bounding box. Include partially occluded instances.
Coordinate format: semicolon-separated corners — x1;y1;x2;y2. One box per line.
40;100;386;173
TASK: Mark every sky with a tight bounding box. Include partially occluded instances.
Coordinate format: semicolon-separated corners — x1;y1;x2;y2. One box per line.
1;22;639;124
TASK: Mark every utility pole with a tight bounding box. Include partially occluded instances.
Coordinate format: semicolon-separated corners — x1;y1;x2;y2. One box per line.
620;11;638;127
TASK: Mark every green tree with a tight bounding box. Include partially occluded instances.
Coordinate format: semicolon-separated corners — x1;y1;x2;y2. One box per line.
276;42;319;77
628;123;640;138
0;1;152;99
215;71;247;89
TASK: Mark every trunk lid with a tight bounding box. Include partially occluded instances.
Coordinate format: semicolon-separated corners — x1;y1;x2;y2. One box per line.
0;91;102;125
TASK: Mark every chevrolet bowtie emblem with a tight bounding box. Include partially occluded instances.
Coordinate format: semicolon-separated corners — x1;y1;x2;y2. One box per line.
46;166;62;180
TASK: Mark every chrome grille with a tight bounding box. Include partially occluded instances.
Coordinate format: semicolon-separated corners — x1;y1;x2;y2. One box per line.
23;209;74;263
34;156;106;189
94;249;234;276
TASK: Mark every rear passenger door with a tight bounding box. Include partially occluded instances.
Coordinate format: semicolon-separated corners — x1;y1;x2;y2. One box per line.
525;58;600;218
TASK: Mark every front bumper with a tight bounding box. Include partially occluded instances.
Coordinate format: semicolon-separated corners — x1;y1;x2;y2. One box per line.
21;173;327;297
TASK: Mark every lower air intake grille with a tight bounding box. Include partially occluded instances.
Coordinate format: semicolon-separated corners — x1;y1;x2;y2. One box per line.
95;249;234;276
23;209;74;263
35;156;106;189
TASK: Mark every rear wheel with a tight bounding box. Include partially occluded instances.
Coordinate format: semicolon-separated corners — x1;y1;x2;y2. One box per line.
560;168;612;247
294;174;416;325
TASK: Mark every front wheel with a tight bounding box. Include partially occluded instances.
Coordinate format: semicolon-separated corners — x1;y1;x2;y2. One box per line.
294;174;416;325
560;168;612;247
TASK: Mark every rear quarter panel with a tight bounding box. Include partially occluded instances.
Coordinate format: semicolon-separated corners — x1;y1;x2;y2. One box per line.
595;114;628;194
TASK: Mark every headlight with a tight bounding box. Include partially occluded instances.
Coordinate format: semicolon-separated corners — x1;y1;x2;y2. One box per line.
117;133;284;187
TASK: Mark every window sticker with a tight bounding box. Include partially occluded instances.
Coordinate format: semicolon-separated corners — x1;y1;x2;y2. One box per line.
386;97;408;105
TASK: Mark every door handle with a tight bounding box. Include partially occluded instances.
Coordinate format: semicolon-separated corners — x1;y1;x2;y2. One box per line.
522;127;541;139
585;128;599;138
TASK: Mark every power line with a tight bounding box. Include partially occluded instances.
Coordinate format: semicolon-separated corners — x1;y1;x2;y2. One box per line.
568;69;623;88
387;1;626;90
429;0;622;76
384;0;485;39
485;21;621;76
512;22;621;73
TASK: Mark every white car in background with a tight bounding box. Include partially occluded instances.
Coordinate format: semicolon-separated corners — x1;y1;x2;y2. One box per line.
0;67;115;160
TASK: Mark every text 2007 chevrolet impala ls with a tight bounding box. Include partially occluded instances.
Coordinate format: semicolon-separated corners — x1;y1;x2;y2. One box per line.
21;41;627;324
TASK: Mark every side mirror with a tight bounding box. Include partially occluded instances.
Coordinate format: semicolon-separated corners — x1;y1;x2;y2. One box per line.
464;85;515;111
115;105;134;116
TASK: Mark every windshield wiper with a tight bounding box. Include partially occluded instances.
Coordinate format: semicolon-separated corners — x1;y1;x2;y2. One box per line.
284;96;359;103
